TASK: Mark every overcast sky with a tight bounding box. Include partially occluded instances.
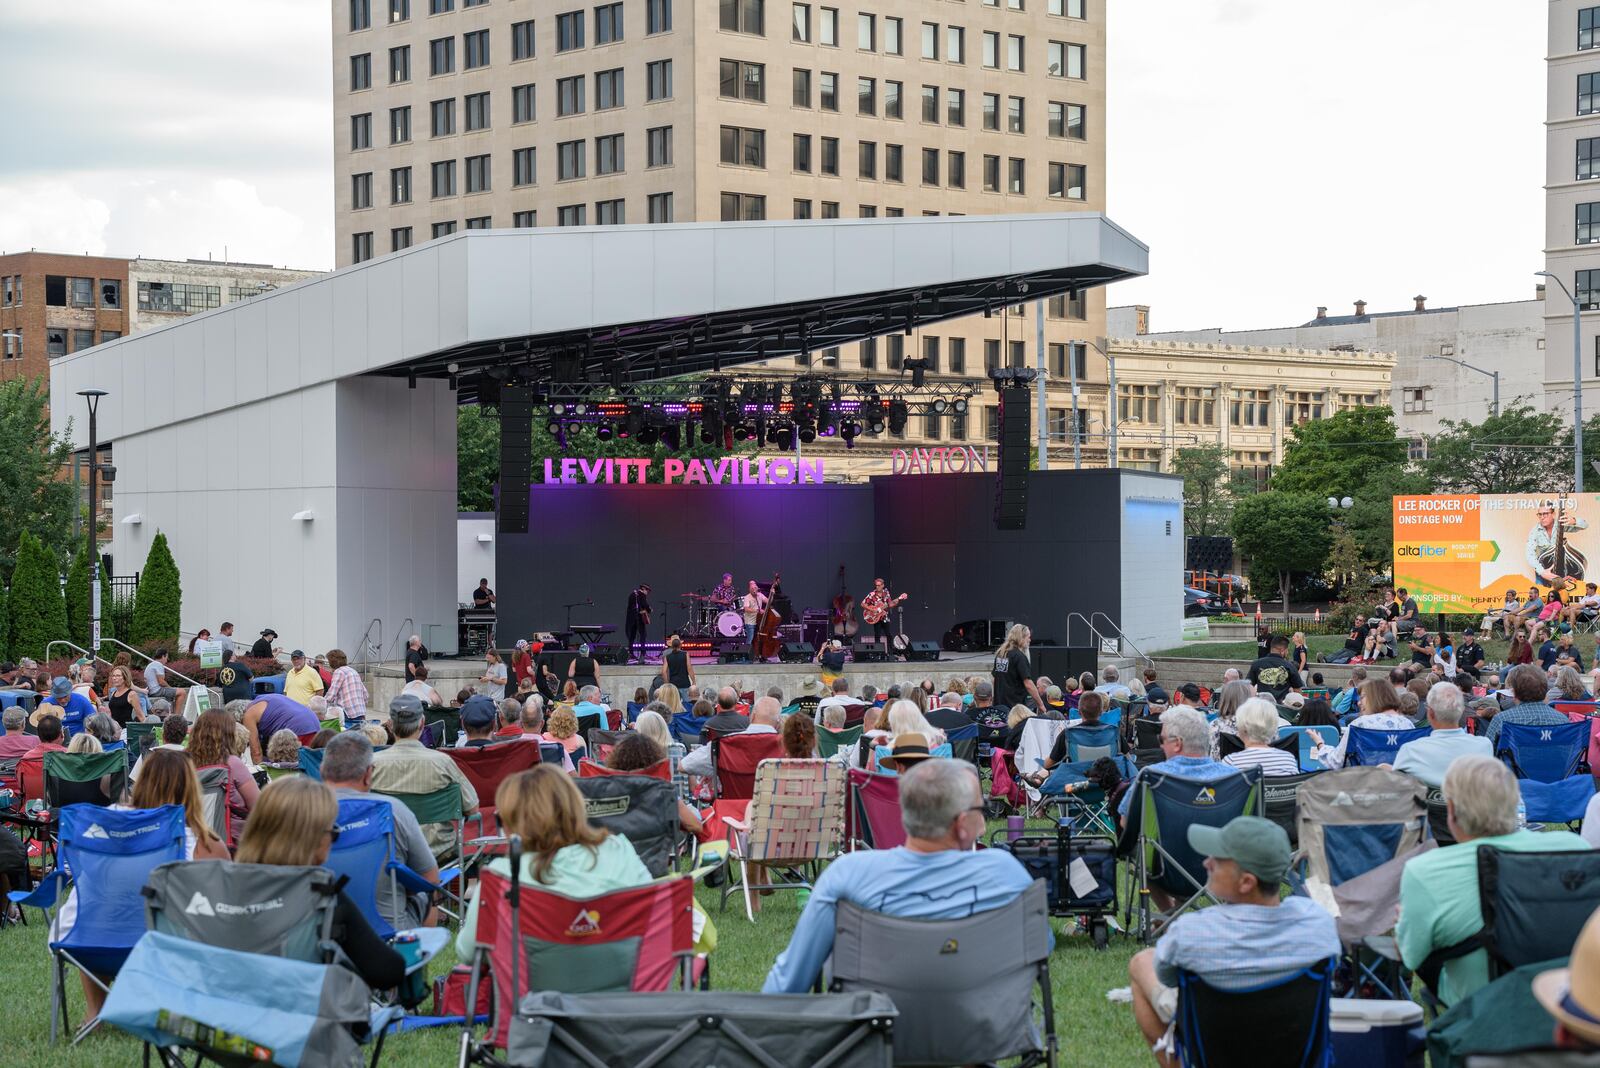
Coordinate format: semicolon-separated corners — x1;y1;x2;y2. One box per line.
0;0;1545;330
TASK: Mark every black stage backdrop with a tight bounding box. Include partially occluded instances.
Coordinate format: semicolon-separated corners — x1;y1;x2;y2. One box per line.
497;483;875;643
497;469;1129;649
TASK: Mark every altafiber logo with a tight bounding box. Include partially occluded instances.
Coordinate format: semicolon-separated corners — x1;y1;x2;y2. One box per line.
566;909;602;937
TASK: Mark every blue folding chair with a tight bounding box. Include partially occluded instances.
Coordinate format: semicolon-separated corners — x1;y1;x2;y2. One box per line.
670;711;711;747
253;674;286;695
1175;957;1336;1068
8;803;186;1044
1346;725;1431;767
297;746;326;779
1042;753;1137;838
326;796;461;941
1063;723;1119;763
1497;720;1597;826
945;721;980;765
1279;725;1341;773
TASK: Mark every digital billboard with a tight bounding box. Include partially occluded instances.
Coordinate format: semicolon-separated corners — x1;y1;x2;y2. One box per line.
1391;493;1600;613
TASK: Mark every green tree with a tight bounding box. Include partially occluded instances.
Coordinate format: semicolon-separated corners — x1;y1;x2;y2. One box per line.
130;532;182;647
1172;443;1234;537
1423;402;1567;494
8;531;67;661
1270;407;1409;500
457;406;501;512
1231;492;1334;616
1343;465;1431;577
0;577;10;663
0;378;77;575
65;543;90;648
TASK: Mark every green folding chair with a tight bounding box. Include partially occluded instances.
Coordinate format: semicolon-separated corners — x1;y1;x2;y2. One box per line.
426;705;462;747
44;750;129;809
815;724;864;762
123;721;159;771
375;781;466;924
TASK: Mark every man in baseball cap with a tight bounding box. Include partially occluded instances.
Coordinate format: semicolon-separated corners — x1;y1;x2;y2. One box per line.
369;691;480;859
1128;817;1339;1062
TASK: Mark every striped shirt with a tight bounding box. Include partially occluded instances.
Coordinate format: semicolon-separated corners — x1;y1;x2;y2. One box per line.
1224;745;1301;777
326;666;368;722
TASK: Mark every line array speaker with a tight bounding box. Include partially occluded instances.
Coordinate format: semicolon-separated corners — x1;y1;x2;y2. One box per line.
1186;535;1234;574
498;385;532;534
994;386;1030;530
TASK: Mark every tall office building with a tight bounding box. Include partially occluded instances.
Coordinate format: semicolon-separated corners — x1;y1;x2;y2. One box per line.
331;0;1109;475
1548;1;1600;418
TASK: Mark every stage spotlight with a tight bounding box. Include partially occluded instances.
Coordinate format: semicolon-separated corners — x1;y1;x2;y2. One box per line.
573;403;590;415
932;398;948;414
596;422;614;441
662;425;681;451
546;420;561;434
639;425;660;445
776;425;795;450
733;424;751;441
625;408;643;439
868;415;886;435
551;403;568;416
798;423;817;444
888;399;909;435
953;398;969;414
839;420;858;443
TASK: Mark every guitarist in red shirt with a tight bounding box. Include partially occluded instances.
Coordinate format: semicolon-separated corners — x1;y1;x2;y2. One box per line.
860;577;909;657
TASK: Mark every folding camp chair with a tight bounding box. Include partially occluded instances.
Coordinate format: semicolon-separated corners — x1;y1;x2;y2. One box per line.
816;723;864;762
669;711;711;747
1425;789;1457;845
328;796;464;940
1280;725;1341;773
846;768;905;851
946;721;979;765
576;774;683;877
374;782;467;916
1130;715;1166;768
575;711;603;741
841;702;869;727
1015;718;1066;778
1262;771;1321;851
123;720;158;770
1497;720;1598;826
584;728;628;763
42;749;127;810
298;746;326;778
1174;957;1336;1068
1295;766;1429;998
1217;732;1299;761
1041;754;1136;838
1418;846;1600;1004
193;764;231;844
1346;725;1433;767
829;879;1056;1068
7;803;186;1043
1117;767;1262;943
711;731;786;800
722;759;846;920
458;845;701;1065
444;742;541;854
426;704;462;747
989;747;1026;815
1063;722;1120;762
577;756;671;781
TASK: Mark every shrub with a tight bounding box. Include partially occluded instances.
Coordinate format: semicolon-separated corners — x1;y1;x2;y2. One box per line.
130;532;182;647
8;532;67;662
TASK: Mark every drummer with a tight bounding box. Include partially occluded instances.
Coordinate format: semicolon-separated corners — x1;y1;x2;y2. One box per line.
709;573;735;607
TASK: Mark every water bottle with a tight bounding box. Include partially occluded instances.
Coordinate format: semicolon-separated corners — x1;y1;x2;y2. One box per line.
1516;795;1527;830
1007;814;1025;842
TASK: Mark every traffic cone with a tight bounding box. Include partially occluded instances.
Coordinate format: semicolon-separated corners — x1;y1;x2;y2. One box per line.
1254;603;1262;621
1314;608;1321;623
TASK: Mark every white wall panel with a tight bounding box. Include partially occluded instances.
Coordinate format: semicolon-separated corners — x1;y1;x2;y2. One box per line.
296;280;336;390
232;299;269;407
465;236;534;341
435;238;470;351
526;233;594;336
891;223;955;291
202;314;237;414
649;227;716;320
773;226;837;301
331;270;371;379
170;325;206;424
265;291;302;398
400;247;441;358
713;226;775;312
364;257;404;372
588;231;653;327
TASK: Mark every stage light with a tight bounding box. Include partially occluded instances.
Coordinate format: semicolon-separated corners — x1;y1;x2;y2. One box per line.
776;425;795;450
662;425;681;451
798;423;817;444
888;399;909;434
932;398;948;414
551;403;568;416
701;427;715;444
639;426;660;445
625;408;643;439
546;420;561;434
596;422;614;441
573;403;590;415
734;425;751;441
953;398;969;414
840;420;858;443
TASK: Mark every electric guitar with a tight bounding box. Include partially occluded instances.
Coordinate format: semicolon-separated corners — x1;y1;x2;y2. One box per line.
861;591;908;625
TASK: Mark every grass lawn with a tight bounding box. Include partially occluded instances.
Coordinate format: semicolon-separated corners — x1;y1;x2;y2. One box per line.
0;826;1152;1066
1154;633;1520;668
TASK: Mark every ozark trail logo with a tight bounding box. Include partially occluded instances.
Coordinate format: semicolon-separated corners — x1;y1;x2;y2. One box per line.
185;892;216;917
83;824;110;840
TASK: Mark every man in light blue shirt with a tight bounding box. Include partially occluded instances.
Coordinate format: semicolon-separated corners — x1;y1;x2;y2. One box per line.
1117;706;1235;819
1094;666;1133;701
1129;816;1340;1059
1393;682;1490;788
762;758;1037;993
573;685;609;723
1331;667;1366;716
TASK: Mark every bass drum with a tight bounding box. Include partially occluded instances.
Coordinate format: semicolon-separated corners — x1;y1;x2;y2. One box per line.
716;611;746;638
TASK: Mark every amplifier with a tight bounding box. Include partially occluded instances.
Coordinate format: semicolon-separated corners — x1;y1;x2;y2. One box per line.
778;624;805;642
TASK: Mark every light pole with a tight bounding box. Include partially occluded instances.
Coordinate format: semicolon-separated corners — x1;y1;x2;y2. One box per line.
1536;271;1584;492
78;389;108;653
1422;355;1500;417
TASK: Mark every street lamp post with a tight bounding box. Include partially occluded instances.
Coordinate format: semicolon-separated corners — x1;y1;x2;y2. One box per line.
78;389;108;653
1537;271;1584;492
1422;355;1500;418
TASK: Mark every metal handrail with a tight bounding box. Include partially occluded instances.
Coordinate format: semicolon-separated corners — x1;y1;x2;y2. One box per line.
1090;612;1154;668
355;618;383;669
1065;612;1105;651
44;640;113;671
97;637;209;691
385;619;415;663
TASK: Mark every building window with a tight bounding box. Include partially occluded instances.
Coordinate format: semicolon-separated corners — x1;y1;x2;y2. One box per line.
793;68;812;106
99;279;121;308
1584;6;1600;49
720;0;764;34
512;19;536;59
596;199;625;225
1172;386;1216;425
947;87;965;126
719;59;765;100
821;200;839;218
887;334;904;369
596;133;625;173
465;218;490;232
858;12;875;50
1584;72;1600;116
557;10;584;50
558;204;586;226
923;410;943;440
1230;388;1271;427
647;125;673;165
820;136;839;175
351;0;371;31
1581;138;1600;180
389;0;409;22
944;25;964;64
1007;157;1024;193
431;159;457;196
1048;161;1085;199
595;1;625;43
465;91;490;130
1580;203;1600;245
922;335;941;372
982;92;1000;130
1580;268;1600;310
513;146;536;185
351;52;372;90
885;143;903;182
70;277;94;306
720;192;767;220
820;71;838;110
858;337;877;368
1007;34;1024;71
793;198;813;219
136;282;221;312
352;171;373;209
97;330;120;344
558;75;586;115
47;329;65;356
648;192;674;222
793;134;813;171
513;83;536;123
1048;40;1085;78
858;140;876;178
858;76;876;114
597;67;624;108
921;85;939;123
1284;390;1322;425
431;97;456;135
720;126;765;167
432;221;457;238
465;153;491;192
1050;0;1084;14
819;5;838;45
430;0;452;11
1049;101;1085;139
1402;387;1432;414
352;232;374;263
983;154;1000;192
558;139;586;179
984;407;1000;441
513;210;536;227
883;79;902;119
1007;95;1024;133
390;45;410;83
647;59;673;99
792;2;810;41
921;21;937;59
1049;342;1086;378
71;328;95;352
351;112;372;149
428;36;453;75
391;105;412;143
648;0;672;33
1118;384;1157;423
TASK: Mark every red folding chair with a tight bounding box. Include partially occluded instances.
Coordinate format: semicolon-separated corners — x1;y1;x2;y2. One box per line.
989;746;1025;813
605;709;625;730
445;743;541;852
712;732;786;801
846;768;906;851
841;703;868;727
462;865;698;1056
577;757;672;782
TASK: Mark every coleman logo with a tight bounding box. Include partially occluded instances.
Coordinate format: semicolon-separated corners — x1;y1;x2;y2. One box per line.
1192;787;1216;805
185;892;216;917
940;939;959;955
83;824;110;840
584;798;630;819
566;909;602;937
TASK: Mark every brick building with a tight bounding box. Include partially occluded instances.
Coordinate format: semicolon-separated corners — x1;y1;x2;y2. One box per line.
0;252;131;385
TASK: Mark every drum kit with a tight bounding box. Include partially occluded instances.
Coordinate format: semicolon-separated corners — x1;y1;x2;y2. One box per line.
681;591;744;639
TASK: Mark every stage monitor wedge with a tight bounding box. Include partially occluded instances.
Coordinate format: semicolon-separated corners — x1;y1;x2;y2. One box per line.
994;386;1030;530
498;386;532;535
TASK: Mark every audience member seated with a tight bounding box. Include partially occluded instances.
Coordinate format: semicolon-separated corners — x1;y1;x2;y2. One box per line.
1128;816;1340;1066
455;766;654;960
0;707;32;761
236;777;406;991
129;714;191;783
322;732;440;929
1551;664;1588;704
1397;756;1590;1007
573;686;608;723
400;663;444;707
1294;698;1341;731
605;732;705;839
1096;666;1133;701
1331;668;1367;715
1533;908;1600;1052
456;695;499;747
1391;682;1490;788
1208;680;1256;757
763;759;1035;992
1035;691;1112;775
873;701;952;772
1312;678;1415;768
681;697;782;777
37;676;94;737
1483;663;1571;746
264;728;302;767
925;691;974;733
1117;707;1234;822
702;687;752;736
369;694;480;858
1222;698;1301;777
1142;669;1170;706
17;714;66;801
542;707;587;763
187;709;260;832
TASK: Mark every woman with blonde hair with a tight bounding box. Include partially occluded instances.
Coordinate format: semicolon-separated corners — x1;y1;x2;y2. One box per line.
543;706;586;761
1000;703;1035;752
873;699;952;771
633;709;688;799
655;683;684;718
1209;679;1256;756
1553;665;1588;703
103;666;142;729
236;777;405;990
66;732;102;755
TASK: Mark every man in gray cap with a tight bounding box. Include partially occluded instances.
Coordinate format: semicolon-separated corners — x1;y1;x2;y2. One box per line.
369;693;480;860
1127;816;1339;1063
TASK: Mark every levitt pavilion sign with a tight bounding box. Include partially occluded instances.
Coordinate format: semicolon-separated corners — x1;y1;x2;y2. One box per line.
540;456;826;485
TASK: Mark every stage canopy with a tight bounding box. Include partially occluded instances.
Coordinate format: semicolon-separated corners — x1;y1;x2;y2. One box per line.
49;214;1148;654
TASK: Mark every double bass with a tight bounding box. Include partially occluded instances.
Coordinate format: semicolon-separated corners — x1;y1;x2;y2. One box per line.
752;599;783;661
831;565;858;637
1538;498;1588;590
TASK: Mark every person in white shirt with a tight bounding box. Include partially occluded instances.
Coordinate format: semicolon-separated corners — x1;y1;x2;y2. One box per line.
401;663;444;706
681;696;781;777
814;676;855;723
1095;666;1132;701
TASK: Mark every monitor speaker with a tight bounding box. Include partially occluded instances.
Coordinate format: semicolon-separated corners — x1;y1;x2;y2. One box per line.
906;640;941;662
852;643;888;663
780;642;814;663
537;649;580;679
994;386;1030;530
498;386;532;535
1030;644;1097;681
